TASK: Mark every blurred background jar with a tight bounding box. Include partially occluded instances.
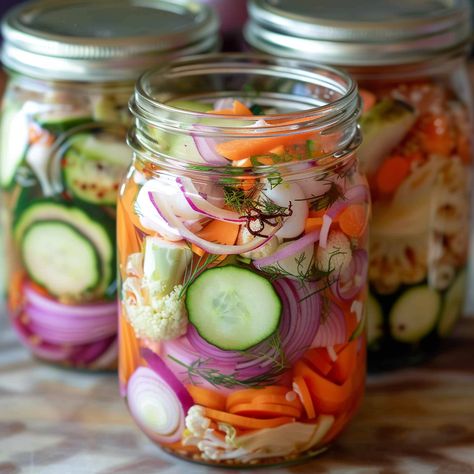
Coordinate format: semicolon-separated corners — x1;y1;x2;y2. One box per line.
245;0;473;370
198;0;247;50
0;0;218;369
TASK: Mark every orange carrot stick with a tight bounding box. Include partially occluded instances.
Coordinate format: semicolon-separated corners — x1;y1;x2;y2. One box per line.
186;385;227;411
203;407;294;430
303;347;334;376
375;156;410;195
118;314;141;391
226;386;290;410
328;340;358;385
293;375;316;419
338;204;368;238
294;360;353;414
304;217;324;234
229;402;301;419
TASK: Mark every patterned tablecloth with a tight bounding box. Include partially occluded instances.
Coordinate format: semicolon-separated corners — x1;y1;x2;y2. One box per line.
0;316;473;474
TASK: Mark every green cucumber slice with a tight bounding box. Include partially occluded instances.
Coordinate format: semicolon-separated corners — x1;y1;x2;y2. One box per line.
186;265;281;351
167;100;213;113
35;110;92;135
389;286;441;343
62;132;131;205
14;200;114;298
438;270;467;337
22;221;101;297
366;293;383;346
0;105;28;188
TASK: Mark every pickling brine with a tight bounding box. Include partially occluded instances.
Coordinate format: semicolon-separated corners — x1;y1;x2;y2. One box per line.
119;56;368;467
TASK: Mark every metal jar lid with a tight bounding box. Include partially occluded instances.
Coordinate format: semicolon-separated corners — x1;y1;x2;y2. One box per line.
245;0;472;66
2;0;219;82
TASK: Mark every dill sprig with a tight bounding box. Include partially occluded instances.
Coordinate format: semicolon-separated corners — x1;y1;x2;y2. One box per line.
179;252;220;299
297;181;345;212
167;333;290;388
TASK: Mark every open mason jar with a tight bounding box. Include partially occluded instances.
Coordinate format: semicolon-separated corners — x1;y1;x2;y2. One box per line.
120;55;368;467
246;0;473;370
0;0;218;369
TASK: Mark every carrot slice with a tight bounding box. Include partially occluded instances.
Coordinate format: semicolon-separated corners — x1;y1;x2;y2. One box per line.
212;100;253;116
186;385;227;411
293;375;316;419
338;204;368;238
328;340;358;385
375;156;411;195
229;402;301;418
304;217;323;234
8;270;25;311
215;132;315;162
294;360;353;414
204;407;294;429
252;393;303;411
195;220;240;247
118;314;141;392
226;386;290;410
359;89;376;113
303;347;334;376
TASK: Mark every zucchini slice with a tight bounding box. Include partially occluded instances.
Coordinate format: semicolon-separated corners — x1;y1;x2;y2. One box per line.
438;270;467;337
22;221;101;297
389;286;441;343
367;293;384;346
186;265;281;351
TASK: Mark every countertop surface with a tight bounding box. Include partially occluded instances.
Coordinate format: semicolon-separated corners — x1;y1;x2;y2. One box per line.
0;318;473;474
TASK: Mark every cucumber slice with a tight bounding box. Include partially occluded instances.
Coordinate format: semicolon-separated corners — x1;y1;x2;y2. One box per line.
35;110;92;135
167;100;213;113
438;270;466;337
367;293;383;346
14;200;114;298
186;265;281;351
0;105;28;188
389;286;441;343
62;132;131;205
22;221;101;297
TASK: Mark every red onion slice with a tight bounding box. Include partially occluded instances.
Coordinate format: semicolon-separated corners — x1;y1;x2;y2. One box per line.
191;133;228;165
311;301;346;347
176;177;244;223
141;348;194;414
148;191;280;255
127;366;187;444
254;229;320;268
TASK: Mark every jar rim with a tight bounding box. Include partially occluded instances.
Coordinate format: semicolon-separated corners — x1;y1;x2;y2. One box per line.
128;53;361;177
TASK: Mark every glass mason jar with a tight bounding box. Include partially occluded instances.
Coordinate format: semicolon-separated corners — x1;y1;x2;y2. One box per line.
119;55;368;467
245;0;473;370
0;0;218;369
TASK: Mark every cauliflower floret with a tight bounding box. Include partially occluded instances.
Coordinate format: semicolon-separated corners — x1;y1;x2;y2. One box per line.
184;405;211;437
237;226;280;260
125;284;188;341
316;230;352;274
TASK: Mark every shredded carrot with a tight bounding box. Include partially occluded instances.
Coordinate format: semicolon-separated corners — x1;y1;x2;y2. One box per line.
118;314;141;392
375;156;411;195
293;375;316;419
338;204;368;238
204;407;294;430
328;340;358;385
294;360;353;414
186;385;227;411
229;402;301;419
359;89;376;113
304;217;323;234
226;386;290;410
303;347;334;376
